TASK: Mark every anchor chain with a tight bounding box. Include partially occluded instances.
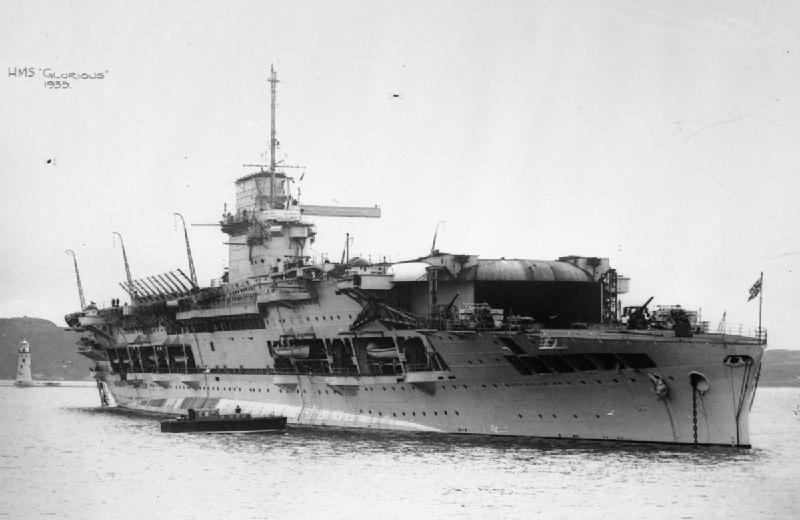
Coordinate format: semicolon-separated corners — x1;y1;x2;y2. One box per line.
691;378;698;445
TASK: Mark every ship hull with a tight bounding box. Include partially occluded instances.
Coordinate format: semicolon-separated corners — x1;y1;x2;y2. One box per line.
104;331;763;447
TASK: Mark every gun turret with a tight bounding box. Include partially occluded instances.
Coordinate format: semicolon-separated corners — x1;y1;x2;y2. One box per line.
625;296;653;330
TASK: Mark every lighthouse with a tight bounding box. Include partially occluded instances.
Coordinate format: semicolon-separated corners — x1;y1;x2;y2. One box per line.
15;339;33;387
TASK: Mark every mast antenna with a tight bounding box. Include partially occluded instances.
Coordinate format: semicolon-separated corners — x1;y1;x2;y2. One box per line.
173;212;198;287
112;231;135;300
64;249;86;310
268;64;279;209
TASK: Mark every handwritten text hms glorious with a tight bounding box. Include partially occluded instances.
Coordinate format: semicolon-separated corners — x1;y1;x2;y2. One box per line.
7;67;109;89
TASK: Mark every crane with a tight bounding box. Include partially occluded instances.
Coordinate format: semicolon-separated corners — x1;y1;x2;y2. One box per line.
431;220;446;255
173;212;198;287
717;310;727;334
112;231;135;300
64;249;85;310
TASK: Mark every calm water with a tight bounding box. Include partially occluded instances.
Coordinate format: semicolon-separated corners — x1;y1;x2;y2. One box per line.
0;386;798;520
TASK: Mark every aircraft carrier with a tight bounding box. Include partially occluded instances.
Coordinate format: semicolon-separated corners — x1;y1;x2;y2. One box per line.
65;67;765;446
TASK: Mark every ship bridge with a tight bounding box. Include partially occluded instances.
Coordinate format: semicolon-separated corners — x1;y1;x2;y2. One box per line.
221;66;379;285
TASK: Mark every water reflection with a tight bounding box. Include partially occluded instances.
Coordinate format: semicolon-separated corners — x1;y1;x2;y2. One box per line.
73;404;758;469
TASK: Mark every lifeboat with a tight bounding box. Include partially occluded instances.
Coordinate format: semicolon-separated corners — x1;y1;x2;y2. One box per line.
366;342;399;360
272;345;311;359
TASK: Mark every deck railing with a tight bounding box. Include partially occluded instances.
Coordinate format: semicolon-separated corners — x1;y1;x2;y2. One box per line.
705;323;767;343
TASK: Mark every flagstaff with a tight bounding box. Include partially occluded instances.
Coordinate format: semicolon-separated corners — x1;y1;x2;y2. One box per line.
748;272;764;344
758;271;764;344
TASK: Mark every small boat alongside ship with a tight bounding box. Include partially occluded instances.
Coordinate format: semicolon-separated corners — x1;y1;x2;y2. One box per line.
161;408;287;433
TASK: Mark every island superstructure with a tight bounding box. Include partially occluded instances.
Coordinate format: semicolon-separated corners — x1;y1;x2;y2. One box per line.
65;67;765;446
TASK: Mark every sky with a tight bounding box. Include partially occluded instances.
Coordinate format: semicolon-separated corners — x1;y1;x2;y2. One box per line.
1;0;798;348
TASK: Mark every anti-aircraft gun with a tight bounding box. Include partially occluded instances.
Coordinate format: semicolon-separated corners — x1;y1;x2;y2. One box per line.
623;296;653;330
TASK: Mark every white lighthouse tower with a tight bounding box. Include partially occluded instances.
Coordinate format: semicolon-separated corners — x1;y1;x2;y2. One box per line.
15;339;33;387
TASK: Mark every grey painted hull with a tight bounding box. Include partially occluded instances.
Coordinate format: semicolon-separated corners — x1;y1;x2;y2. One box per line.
107;331;763;447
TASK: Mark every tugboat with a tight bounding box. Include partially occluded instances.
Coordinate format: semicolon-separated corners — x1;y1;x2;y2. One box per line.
161;408;287;433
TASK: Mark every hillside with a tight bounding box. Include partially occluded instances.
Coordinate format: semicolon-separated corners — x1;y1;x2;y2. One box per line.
759;349;800;387
0;317;91;381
